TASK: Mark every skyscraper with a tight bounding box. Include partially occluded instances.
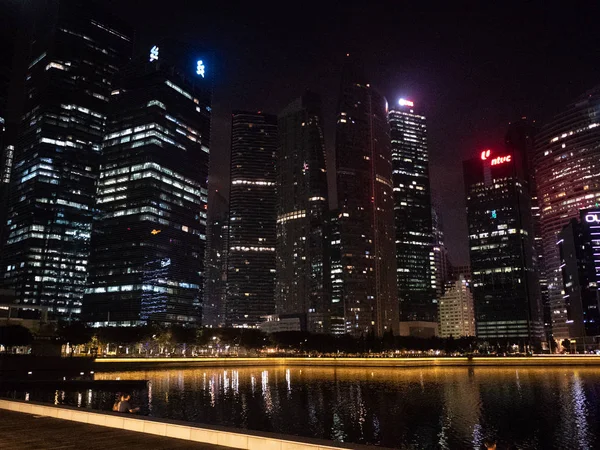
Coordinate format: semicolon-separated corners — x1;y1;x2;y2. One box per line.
431;205;450;302
535;86;600;341
464;147;543;347
335;59;397;336
505;118;549;339
557;212;600;347
389;99;436;330
83;42;211;325
226;111;277;327
276;92;329;333
0;2;27;259
328;210;345;335
203;192;228;328
1;1;132;317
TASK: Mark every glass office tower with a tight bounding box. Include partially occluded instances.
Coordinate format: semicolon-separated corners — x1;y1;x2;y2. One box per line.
535;86;600;341
276;92;329;333
203;192;228;328
226;111;277;327
335;59;397;336
83;42;210;325
389;99;436;330
558;211;600;348
464;148;543;348
2;1;132;317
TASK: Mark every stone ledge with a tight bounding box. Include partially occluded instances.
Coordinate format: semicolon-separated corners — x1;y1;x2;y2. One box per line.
0;398;386;450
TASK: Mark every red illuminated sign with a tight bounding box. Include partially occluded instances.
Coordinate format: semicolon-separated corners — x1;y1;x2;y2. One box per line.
480;149;491;160
491;155;512;166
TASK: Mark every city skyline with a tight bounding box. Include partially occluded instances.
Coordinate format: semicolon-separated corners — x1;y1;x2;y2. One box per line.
3;1;599;265
1;1;600;346
75;0;600;266
3;3;600;449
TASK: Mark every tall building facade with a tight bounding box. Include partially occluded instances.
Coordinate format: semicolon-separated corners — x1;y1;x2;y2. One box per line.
535;86;600;341
432;205;450;301
226;112;277;327
328;210;345;335
276;92;329;333
1;1;132;317
83;43;211;325
0;5;14;253
505;118;550;339
438;275;475;338
0;2;28;259
557;211;600;346
203;192;228;328
389;99;435;326
464;147;543;347
335;60;397;336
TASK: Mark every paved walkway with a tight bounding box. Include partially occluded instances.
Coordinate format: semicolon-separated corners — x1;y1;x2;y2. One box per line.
0;409;228;449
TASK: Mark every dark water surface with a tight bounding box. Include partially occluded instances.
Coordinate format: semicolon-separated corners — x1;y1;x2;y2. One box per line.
6;366;600;449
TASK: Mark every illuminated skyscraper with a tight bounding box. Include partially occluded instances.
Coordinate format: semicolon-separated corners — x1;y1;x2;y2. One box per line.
505;118;549;339
535;86;600;341
203;192;228;328
335;59;397;336
432;205;450;300
276;92;329;333
389;100;435;330
83;42;211;325
1;1;132;317
328;210;345;335
226;111;277;327
0;2;26;259
557;211;600;347
464;148;543;347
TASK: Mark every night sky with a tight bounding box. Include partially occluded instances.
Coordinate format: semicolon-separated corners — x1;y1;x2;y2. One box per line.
13;1;600;263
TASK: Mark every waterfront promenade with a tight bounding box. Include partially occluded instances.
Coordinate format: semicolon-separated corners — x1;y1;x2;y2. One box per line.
0;399;382;450
0;408;226;449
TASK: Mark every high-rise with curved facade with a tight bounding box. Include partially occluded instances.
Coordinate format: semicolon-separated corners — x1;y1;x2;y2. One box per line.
535;86;600;341
276;92;329;333
335;59;398;336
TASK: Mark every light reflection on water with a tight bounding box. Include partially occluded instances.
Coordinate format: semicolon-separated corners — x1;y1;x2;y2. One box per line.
6;366;600;449
93;366;600;449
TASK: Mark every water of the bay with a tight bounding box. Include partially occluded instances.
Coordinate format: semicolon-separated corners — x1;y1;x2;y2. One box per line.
6;365;600;449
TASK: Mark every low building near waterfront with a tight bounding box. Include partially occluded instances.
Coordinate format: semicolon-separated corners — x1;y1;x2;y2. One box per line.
259;314;303;333
438;275;476;338
398;320;438;338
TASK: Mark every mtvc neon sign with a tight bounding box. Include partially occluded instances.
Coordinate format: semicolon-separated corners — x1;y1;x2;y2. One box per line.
491;155;512;166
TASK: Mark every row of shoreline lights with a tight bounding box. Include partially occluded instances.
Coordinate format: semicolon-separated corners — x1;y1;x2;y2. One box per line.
149;45;205;78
